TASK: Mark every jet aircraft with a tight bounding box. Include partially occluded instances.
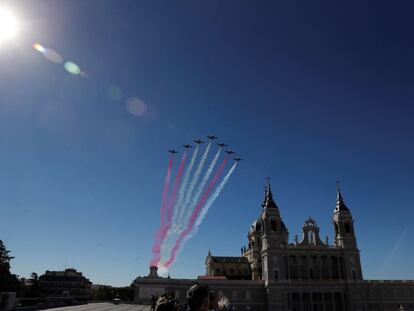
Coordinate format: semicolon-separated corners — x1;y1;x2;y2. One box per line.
194;139;204;144
168;149;178;154
182;144;192;149
225;150;235;155
207;135;218;140
217;143;227;147
234;157;243;161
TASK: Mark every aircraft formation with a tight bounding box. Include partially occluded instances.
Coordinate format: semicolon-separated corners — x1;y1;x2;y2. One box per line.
151;134;241;268
169;135;242;161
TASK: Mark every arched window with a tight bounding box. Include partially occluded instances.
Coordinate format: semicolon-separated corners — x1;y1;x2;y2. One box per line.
271;220;277;231
308;231;316;244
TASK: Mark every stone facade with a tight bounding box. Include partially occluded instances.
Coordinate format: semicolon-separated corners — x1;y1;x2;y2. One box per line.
39;268;92;301
134;185;414;311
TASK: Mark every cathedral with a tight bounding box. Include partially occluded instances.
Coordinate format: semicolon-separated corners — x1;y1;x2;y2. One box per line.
134;184;414;311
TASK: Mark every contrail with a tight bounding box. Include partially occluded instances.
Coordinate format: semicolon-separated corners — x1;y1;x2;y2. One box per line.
158;143;212;266
160;146;221;265
165;150;188;229
164;157;228;267
188;162;237;239
183;147;222;225
156;150;188;264
178;142;211;223
376;227;408;278
170;145;199;229
159;147;197;261
150;155;173;267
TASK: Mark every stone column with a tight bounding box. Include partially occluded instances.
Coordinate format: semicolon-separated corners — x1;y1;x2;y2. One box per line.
318;255;322;280
328;257;332;280
285;292;290;311
285;255;290;280
299;292;303;311
332;292;337;311
337;256;342;280
322;292;326;311
310;292;314;311
266;288;271;311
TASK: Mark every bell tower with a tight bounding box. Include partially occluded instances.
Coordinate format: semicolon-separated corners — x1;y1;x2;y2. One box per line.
260;182;289;282
333;184;357;249
333;183;363;281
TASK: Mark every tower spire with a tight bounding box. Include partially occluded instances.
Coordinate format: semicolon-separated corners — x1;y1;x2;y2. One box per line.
261;186;267;207
335;181;349;212
263;178;277;209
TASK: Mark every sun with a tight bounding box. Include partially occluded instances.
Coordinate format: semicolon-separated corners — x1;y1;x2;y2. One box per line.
0;8;18;43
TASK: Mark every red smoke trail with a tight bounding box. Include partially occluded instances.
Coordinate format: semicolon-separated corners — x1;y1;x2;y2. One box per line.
164;157;228;267
165;151;188;229
150;155;173;267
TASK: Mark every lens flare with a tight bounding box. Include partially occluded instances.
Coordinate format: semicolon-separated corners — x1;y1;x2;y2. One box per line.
44;49;63;63
0;8;18;43
64;61;81;75
126;97;147;117
107;85;122;101
33;43;46;53
33;43;63;63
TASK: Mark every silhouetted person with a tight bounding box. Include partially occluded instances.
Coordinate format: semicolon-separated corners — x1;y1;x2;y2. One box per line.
155;296;178;311
187;284;210;311
209;291;219;311
151;295;159;311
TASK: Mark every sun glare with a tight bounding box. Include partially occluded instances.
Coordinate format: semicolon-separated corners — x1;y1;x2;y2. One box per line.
0;8;18;43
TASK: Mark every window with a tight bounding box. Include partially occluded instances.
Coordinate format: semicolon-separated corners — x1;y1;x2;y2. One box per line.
352;270;357;281
232;290;238;300
274;270;279;281
246;290;251;300
271;220;277;231
345;222;351;233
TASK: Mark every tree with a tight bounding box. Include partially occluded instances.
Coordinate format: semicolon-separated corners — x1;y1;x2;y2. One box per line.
26;272;43;298
0;240;19;292
0;240;14;272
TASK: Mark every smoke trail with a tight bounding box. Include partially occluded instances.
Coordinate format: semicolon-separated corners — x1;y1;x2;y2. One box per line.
183;147;222;224
189;162;237;238
158;143;212;265
159;146;221;265
177;142;211;223
150;155;173;267
160;146;199;261
171;145;199;227
165;150;188;228
164;157;228;267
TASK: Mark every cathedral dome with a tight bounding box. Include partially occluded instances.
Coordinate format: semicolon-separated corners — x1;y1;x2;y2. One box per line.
281;220;287;232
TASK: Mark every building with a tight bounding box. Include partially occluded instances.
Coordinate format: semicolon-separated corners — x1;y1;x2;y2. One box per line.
134;184;414;311
39;268;92;302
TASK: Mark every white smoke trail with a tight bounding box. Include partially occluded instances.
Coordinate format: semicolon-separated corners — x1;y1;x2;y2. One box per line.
177;142;212;224
171;145;199;227
186;162;237;240
160;145;199;260
184;147;222;224
158;142;211;265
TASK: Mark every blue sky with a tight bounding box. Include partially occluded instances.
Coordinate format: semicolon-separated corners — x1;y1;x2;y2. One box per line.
1;0;413;286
